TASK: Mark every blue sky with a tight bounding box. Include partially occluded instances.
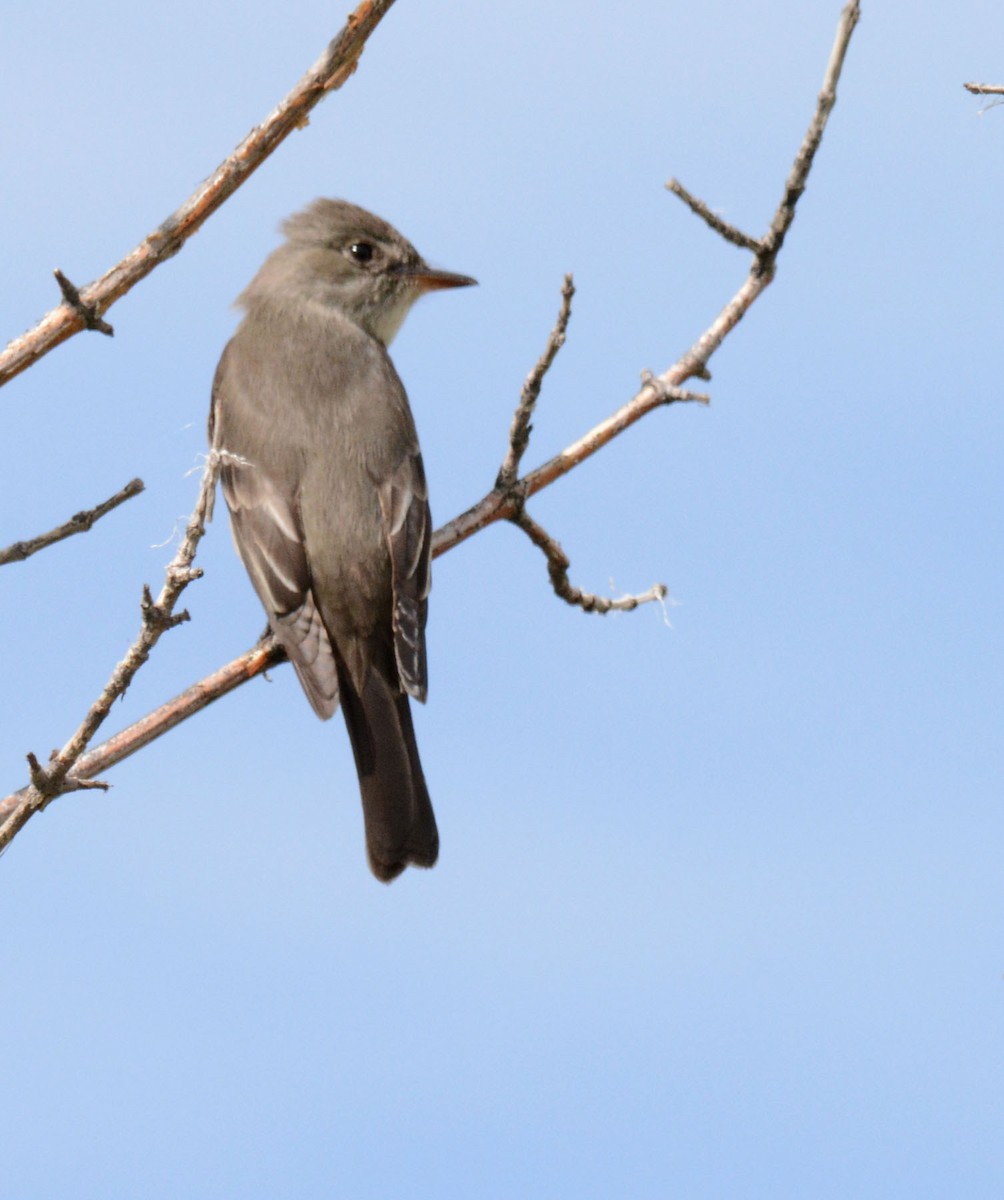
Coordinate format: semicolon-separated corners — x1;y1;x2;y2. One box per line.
2;2;1002;1196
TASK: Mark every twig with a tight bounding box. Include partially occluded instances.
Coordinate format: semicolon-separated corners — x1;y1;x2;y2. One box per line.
963;82;1004;95
496;275;574;491
756;0;860;271
0;457;219;850
665;180;762;253
0;1;862;848
0;478;144;566
512;507;666;614
493;277;667;612
53;269;114;336
0;0;397;390
638;371;710;406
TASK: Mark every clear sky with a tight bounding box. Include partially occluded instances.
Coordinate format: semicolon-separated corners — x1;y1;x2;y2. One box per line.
2;2;1002;1196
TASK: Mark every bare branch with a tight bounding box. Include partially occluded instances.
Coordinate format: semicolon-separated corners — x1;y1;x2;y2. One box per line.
512;507;666;615
0;0;398;390
496;275;575;491
0;457;219;849
493;272;668;613
25;752;110;797
964;82;1004;95
0;478;144;566
665;179;763;253
435;0;860;556
0;636;285;834
496;337;694;614
758;0;860;269
481;0;863;615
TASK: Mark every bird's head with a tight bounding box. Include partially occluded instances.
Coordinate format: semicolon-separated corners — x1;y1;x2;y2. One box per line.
241;198;476;346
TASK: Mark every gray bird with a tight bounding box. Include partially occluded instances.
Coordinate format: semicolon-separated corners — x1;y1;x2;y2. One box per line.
209;199;475;881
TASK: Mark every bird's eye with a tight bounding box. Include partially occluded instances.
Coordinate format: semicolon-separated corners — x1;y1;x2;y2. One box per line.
348;241;375;264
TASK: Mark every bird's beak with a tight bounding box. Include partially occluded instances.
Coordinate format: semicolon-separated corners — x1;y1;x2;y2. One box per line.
395;263;478;292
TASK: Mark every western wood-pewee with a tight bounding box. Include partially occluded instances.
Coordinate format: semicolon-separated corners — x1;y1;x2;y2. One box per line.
209;199;475;881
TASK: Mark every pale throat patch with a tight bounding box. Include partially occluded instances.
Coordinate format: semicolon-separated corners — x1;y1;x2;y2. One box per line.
370;289;421;347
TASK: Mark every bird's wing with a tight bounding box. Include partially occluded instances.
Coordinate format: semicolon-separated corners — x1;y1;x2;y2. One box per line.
375;448;431;703
220;452;340;720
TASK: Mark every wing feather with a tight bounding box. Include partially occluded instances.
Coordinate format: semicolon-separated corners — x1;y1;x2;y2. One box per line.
376;450;431;702
220;454;339;720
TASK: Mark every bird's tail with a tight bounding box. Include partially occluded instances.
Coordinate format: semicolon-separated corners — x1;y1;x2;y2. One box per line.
337;661;439;882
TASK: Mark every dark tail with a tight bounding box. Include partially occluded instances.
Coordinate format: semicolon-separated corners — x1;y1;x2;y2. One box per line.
337;661;438;882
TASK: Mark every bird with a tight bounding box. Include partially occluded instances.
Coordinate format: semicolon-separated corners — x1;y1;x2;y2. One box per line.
209;198;476;881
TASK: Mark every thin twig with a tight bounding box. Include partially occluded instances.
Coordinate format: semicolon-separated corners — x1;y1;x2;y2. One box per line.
513;508;667;614
496;275;574;491
0;1;862;848
0;0;397;390
0;478;144;566
53;269;114;336
963;82;1004;95
638;371;710;406
665;179;762;253
494;280;669;612
757;0;861;271
0;457;219;849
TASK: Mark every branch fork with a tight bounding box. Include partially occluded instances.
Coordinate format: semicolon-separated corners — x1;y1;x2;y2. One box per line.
141;583;191;633
639;370;710;407
495;277;670;616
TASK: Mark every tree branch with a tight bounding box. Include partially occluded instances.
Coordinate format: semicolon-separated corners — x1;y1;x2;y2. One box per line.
0;636;287;835
511;507;667;614
664;180;762;253
0;457;219;849
496;274;575;492
0;478;144;566
438;0;860;555
0;0;398;390
493;276;670;612
963;82;1004;95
